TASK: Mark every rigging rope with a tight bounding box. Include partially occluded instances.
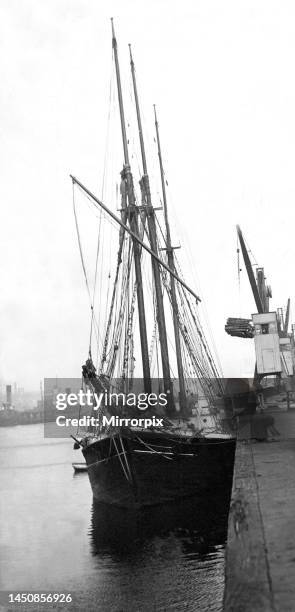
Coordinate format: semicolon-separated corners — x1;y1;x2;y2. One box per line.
72;183;101;352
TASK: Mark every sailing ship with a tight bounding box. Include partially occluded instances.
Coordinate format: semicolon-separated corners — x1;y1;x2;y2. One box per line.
71;21;235;508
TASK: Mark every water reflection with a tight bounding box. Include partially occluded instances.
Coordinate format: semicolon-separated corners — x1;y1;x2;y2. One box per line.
90;491;231;558
88;493;230;611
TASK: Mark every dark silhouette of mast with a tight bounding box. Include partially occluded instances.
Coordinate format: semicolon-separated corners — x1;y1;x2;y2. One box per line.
129;45;173;408
111;19;151;392
154;106;187;412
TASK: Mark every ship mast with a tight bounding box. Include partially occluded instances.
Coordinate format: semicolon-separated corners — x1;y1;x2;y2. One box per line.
111;19;151;392
154;106;187;411
129;45;173;408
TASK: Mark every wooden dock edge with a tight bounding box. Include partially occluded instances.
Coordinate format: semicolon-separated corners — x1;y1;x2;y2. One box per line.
223;441;275;612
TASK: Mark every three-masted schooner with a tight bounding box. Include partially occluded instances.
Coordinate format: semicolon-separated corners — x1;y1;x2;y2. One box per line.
71;21;235;508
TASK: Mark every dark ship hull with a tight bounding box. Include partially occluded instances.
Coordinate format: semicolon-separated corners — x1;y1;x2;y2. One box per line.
82;429;236;508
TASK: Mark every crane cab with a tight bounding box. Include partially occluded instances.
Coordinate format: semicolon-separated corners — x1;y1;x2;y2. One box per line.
252;312;282;375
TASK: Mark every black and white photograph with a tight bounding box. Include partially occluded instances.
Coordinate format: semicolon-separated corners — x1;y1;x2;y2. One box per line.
1;2;295;611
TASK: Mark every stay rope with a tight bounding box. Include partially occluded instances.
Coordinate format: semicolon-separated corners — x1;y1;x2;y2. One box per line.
72;183;101;352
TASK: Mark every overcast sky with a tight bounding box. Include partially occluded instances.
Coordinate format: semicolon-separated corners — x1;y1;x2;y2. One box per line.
1;0;295;391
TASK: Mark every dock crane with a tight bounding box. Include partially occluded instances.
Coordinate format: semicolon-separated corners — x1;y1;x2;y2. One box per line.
226;225;293;388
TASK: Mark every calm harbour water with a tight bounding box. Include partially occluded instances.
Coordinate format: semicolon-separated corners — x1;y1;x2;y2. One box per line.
0;424;231;612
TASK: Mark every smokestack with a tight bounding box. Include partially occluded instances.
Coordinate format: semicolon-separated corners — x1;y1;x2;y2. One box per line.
6;385;12;407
